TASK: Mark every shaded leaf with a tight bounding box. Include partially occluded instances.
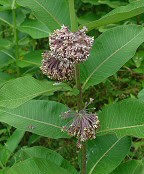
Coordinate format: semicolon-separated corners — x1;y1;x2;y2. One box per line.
16;0;70;31
0;10;12;26
81;25;144;90
98;99;144;138
18;50;42;68
0;72;15;86
80;1;144;31
0;129;25;165
86;135;131;174
0;49;15;68
0;76;72;108
0;39;12;49
81;0;127;8
0;100;69;139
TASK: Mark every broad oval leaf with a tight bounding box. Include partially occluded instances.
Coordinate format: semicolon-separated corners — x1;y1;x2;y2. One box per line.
17;146;78;174
86;134;131;174
80;1;144;31
0;76;71;108
98;99;144;138
111;159;144;174
81;25;144;91
16;0;70;31
6;158;71;174
18;19;50;39
0;100;69;139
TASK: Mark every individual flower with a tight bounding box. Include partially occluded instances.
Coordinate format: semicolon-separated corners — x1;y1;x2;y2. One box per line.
40;50;74;81
61;108;100;148
49;25;94;64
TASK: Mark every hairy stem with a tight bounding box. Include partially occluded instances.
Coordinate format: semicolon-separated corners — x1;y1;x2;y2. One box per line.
69;1;87;174
12;0;20;76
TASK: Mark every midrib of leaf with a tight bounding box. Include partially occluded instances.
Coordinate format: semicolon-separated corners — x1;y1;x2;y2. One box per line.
0;109;62;129
0;17;12;26
33;0;61;27
82;29;143;90
0;88;58;103
1;50;15;60
132;163;141;174
20;26;50;34
83;6;144;29
98;124;144;134
89;138;121;174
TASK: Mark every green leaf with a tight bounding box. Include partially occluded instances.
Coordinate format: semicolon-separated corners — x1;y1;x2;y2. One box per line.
80;1;144;31
18;19;50;39
111;159;144;174
16;0;70;32
0;49;15;68
0;10;12;26
0;129;25;165
0;100;69;139
0;168;9;174
6;158;71;174
0;76;72;108
81;25;144;91
0;39;12;49
81;0;127;8
98;99;144;138
138;89;144;101
0;72;15;85
18;50;42;68
17;146;78;174
86;135;131;174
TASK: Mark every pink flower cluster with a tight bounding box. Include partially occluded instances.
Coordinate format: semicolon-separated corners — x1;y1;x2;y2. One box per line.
40;25;94;81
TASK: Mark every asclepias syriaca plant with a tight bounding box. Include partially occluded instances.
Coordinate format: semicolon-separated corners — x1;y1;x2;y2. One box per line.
0;0;144;174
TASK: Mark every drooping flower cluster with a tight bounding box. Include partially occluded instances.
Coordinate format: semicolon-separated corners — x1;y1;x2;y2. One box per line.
40;25;94;81
61;99;100;148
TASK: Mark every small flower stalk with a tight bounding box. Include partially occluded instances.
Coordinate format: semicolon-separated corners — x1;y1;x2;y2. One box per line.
40;25;94;81
61;99;100;148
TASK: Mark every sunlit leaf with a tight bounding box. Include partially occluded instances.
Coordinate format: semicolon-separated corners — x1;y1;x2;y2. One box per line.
0;100;69;138
0;76;72;108
86;135;131;174
98;99;144;138
16;0;70;31
18;19;50;39
81;25;144;90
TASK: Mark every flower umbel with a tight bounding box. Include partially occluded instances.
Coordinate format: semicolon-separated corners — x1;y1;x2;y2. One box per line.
41;25;94;81
61;108;100;148
40;50;74;81
49;25;94;64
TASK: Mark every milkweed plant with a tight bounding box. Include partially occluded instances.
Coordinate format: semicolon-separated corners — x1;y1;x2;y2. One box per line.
0;0;144;174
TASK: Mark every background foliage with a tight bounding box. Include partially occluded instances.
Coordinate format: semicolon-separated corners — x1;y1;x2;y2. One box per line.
0;0;144;173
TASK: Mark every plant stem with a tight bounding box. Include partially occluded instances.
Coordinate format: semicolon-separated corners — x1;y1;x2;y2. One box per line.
69;1;87;174
12;0;20;76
